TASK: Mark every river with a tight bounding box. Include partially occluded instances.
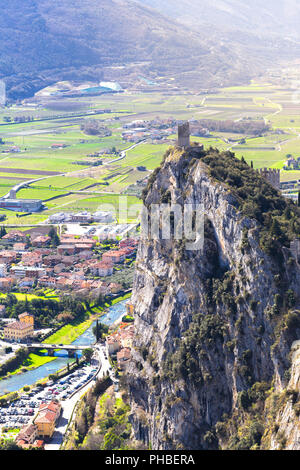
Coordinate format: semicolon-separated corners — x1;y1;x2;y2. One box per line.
0;299;129;396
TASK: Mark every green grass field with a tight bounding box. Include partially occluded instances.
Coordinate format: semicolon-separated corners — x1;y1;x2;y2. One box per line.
7;354;56;377
0;74;300;228
43;317;95;345
124;143;170;170
0;292;59;301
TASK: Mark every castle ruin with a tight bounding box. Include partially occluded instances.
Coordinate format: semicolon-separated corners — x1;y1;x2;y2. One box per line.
257;168;280;190
178;122;190;149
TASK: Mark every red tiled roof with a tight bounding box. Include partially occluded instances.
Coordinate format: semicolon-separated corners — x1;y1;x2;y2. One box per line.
117;348;131;360
3;231;26;239
0;251;17;257
0;277;13;283
39;401;60;414
33;440;44;448
5;321;32;331
16;439;27;447
17;424;37;441
19;312;33;318
35;410;56;423
33;236;50;242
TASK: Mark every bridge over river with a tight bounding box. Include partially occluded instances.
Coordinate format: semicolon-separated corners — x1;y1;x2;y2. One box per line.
23;342;95;357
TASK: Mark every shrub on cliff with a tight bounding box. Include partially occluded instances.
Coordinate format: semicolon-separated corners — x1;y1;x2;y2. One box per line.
144;146;300;252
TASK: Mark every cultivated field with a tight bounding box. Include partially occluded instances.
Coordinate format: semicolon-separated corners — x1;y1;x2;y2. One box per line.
0;68;300;225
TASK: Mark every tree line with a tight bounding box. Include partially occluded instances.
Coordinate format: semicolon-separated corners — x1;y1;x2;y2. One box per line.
193;119;270;135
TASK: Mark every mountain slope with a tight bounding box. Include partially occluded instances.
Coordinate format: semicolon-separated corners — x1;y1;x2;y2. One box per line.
126;146;300;450
136;0;300;39
0;0;280;100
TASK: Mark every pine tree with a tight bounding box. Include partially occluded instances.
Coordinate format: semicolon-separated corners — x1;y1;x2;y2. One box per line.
48;226;60;247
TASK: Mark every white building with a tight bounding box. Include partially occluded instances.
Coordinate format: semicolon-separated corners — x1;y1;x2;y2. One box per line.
93;211;115;223
48;212;71;224
100;81;123;92
10;266;46;278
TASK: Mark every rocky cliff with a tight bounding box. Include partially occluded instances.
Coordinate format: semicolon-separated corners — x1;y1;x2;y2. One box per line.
126;145;300;450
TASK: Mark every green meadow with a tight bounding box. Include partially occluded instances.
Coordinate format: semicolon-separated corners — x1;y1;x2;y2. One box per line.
0;75;300;227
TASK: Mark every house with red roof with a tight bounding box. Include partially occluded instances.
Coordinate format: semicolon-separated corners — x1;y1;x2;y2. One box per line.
2;230;27;243
90;261;114;277
117;347;131;370
16;424;41;449
34;401;61;438
32;235;51;248
102;250;125;264
0;250;17;264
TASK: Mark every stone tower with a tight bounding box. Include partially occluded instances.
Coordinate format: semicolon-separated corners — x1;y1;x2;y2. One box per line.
178;122;190;149
258;168;280;190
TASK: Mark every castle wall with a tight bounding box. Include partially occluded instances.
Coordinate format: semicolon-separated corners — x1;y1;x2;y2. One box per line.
178;122;190;148
258;168;280;190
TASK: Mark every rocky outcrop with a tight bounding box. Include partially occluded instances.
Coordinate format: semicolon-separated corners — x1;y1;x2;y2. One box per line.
126;145;300;450
261;340;300;450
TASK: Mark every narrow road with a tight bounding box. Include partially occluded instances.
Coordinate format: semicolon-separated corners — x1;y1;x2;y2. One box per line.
44;344;117;450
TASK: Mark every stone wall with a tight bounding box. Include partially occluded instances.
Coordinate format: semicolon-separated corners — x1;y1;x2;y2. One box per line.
178;122;190;148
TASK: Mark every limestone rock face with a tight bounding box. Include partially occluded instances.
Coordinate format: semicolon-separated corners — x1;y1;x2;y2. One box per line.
126;147;300;450
261;340;300;450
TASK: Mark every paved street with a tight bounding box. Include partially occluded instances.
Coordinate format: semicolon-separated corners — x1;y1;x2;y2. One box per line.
44;344;117;450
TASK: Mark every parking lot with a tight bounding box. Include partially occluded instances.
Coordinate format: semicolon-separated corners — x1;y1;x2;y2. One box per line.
0;364;98;432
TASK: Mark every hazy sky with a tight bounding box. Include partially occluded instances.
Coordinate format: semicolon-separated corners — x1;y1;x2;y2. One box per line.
136;0;300;37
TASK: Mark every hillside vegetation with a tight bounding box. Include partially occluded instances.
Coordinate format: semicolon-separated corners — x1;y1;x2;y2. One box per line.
0;0;289;100
128;144;300;450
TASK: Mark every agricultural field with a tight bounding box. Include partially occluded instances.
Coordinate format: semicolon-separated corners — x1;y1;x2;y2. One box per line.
123;143;170;170
0;291;59;302
0;69;300;227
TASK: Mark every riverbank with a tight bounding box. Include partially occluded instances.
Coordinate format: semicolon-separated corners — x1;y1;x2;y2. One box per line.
109;292;131;307
0;313;100;383
43;316;97;346
0;297;130;397
0;354;56;382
